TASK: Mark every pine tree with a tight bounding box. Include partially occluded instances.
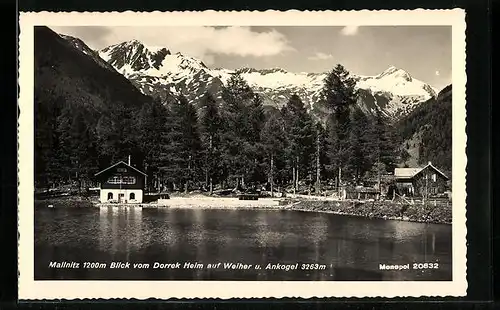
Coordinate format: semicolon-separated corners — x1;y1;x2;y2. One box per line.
34;93;64;189
320;64;358;118
159;95;202;192
320;64;358;188
57;104;99;191
180;96;203;191
348;108;373;183
314;121;328;194
220;73;265;189
246;94;266;187
261;113;286;197
95;100;140;163
136;97;169;191
367;108;399;188
281;94;315;194
199;92;223;194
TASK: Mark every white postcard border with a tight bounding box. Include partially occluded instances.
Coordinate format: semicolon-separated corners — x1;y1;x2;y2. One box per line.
18;9;467;299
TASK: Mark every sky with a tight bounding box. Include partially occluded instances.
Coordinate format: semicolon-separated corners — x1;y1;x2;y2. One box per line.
50;25;452;90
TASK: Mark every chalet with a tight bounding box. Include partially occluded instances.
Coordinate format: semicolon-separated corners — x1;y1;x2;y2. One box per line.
94;159;147;204
394;162;449;197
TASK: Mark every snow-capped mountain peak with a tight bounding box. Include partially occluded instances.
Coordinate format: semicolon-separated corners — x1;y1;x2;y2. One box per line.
357;66;436;98
354;66;437;119
98;40;174;76
97;40;224;102
377;65;413;82
97;41;214;78
92;38;439;121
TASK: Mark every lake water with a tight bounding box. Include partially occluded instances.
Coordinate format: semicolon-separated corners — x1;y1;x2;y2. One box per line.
34;206;452;281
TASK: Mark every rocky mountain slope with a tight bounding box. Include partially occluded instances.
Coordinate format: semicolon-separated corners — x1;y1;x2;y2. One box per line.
36;28;153;113
396;84;452;176
60;34;118;73
59;34;437;122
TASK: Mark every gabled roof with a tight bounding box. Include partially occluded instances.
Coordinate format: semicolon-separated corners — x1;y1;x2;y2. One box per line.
394;168;422;178
394;162;449;180
418;162;449;180
94;161;147;177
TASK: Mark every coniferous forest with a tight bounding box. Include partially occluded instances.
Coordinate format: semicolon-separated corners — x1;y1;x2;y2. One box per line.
34;26;451;194
396;85;453;177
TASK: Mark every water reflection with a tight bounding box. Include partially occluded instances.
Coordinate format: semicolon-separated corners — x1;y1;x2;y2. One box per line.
35;206;452;281
98;206;144;258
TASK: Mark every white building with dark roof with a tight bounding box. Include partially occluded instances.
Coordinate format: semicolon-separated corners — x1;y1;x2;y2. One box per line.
94;159;147;204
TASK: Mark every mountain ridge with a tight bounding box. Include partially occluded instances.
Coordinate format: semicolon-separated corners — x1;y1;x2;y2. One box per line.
59;33;439;122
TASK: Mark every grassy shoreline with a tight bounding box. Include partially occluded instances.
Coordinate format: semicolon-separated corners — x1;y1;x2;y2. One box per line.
34;196;451;225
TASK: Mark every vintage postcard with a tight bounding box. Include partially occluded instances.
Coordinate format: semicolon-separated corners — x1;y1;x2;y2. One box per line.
18;10;467;299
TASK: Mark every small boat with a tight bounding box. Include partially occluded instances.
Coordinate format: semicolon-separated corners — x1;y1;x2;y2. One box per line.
48;204;54;208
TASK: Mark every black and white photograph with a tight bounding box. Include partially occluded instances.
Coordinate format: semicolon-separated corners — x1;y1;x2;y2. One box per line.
19;10;467;299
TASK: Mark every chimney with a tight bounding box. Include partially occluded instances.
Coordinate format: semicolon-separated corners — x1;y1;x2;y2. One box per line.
128;155;131;166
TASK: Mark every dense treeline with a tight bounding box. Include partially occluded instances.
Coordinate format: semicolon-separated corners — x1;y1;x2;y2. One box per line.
36;55;402;194
396;84;452;177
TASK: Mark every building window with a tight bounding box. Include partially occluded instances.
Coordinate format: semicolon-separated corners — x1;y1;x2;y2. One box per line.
107;176;121;184
432;173;437;182
107;175;136;184
122;176;136;184
130;193;135;200
107;192;113;200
